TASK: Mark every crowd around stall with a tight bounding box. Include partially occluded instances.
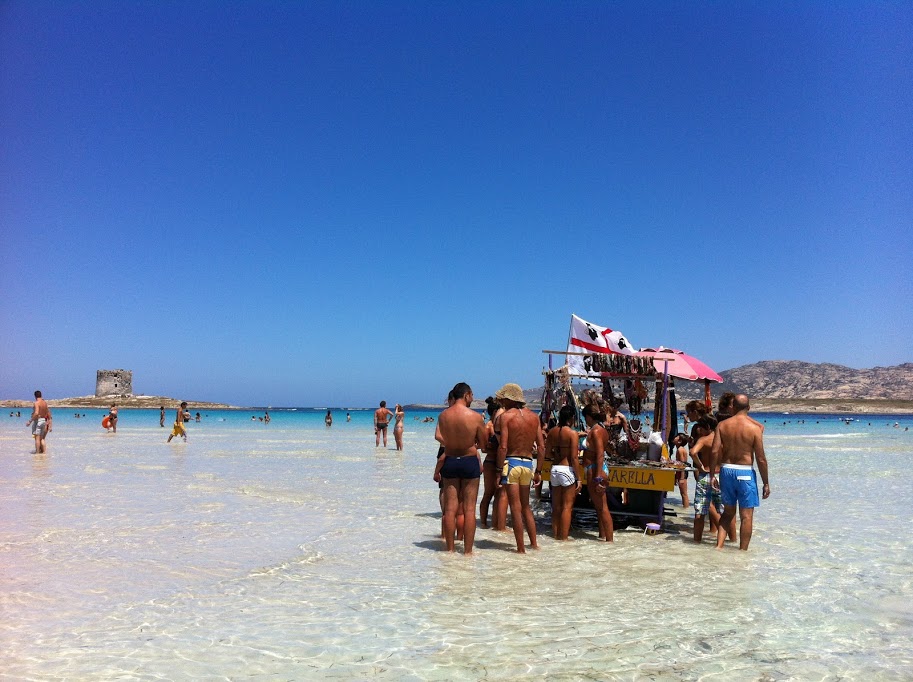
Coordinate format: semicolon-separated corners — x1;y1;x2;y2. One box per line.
431;317;770;555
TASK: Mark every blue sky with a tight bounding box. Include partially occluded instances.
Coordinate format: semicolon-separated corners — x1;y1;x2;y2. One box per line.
1;2;911;406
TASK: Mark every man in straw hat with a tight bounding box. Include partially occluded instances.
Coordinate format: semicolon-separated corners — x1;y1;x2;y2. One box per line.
435;382;487;554
495;383;545;553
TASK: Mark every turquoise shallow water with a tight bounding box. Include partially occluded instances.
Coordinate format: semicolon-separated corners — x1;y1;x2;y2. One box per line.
2;409;912;679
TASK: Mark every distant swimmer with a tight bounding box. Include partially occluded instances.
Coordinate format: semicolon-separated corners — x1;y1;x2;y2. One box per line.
167;402;189;443
264;411;270;424
374;401;393;448
496;383;545;553
108;404;118;433
160;406;165;427
325;409;333;427
710;394;770;551
433;383;485;554
26;390;52;454
346;412;351;423
393;404;405;450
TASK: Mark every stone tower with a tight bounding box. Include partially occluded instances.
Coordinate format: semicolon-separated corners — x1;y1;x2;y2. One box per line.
95;369;133;397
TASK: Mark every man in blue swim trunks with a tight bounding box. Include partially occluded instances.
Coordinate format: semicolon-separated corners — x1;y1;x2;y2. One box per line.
710;394;770;551
434;382;487;555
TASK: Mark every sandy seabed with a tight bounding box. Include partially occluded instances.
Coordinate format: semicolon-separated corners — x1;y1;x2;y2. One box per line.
2;409;912;679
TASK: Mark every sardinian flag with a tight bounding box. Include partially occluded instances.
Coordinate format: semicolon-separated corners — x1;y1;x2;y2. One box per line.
566;314;635;376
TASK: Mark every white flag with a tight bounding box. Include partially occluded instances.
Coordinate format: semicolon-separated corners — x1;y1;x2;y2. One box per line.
566;314;635;376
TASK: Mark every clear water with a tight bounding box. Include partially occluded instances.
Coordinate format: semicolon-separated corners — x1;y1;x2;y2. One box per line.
2;409;912;679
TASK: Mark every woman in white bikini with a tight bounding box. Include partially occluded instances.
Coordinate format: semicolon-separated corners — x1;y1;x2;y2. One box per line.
544;405;583;540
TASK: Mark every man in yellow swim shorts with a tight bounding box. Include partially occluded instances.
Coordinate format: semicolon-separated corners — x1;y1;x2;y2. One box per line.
167;401;189;443
495;383;545;554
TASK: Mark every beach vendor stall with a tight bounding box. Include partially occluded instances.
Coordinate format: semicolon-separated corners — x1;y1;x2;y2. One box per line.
539;315;723;529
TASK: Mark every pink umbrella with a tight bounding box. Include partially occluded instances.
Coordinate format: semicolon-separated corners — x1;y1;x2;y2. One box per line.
636;347;723;383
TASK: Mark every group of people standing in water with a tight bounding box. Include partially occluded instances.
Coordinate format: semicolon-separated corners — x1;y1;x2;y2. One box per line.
432;381;771;555
432;381;621;555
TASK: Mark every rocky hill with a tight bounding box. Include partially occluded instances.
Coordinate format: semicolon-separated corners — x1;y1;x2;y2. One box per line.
717;361;913;400
523;361;913;412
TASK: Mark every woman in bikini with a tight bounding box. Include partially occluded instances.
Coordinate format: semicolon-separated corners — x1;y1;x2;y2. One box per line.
393;404;405;450
582;403;614;542
545;405;583;540
479;396;504;528
108;404;118;433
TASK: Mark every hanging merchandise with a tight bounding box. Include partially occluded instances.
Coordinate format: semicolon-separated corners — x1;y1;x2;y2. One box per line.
601;378;622;409
585;353;657;377
626;379;644;415
667;379;679;445
652;378;663;432
627;417;643;453
624;379;634;404
540;371;557;425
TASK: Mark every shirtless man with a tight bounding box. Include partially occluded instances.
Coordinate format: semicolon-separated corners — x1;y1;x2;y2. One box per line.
167;402;189;443
496;383;545;553
434;391;464;540
434;383;486;554
26;390;52;453
374;400;394;447
710;394;770;551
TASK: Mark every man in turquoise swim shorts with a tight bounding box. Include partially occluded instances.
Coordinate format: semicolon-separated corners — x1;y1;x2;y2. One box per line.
710;394;770;551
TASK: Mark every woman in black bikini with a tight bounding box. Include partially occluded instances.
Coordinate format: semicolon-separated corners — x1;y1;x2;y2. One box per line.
545;405;583;540
582;403;614;542
479;396;504;529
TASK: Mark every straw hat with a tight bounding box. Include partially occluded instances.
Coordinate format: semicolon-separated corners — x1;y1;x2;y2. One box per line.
495;383;526;404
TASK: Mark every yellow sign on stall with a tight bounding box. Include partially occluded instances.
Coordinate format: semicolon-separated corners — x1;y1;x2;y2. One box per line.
543;462;678;492
606;466;676;492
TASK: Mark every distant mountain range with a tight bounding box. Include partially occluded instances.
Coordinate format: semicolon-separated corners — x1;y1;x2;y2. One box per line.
715;361;913;400
529;361;913;403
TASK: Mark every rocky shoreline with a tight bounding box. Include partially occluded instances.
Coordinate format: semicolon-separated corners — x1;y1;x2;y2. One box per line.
0;395;242;410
